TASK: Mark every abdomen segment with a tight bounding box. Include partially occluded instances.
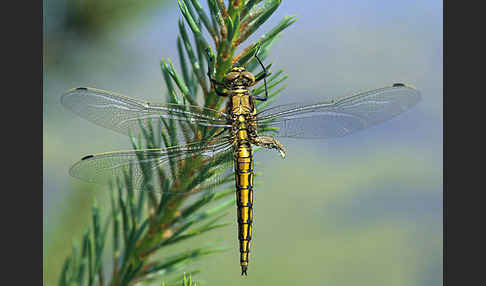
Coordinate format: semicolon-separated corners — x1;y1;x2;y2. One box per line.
234;143;254;276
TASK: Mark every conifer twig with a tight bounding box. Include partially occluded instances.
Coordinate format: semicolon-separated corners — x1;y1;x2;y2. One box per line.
58;1;295;285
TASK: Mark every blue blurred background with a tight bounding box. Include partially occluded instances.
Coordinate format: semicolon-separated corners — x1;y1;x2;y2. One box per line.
43;0;442;285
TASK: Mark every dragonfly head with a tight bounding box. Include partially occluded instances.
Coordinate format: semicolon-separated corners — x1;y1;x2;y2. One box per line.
224;67;255;88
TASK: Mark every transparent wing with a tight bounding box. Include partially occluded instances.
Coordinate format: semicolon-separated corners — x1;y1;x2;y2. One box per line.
61;87;232;137
69;136;234;194
256;83;421;138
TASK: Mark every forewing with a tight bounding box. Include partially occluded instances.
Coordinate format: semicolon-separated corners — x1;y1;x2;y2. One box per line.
69;136;234;193
61;87;231;137
256;84;421;139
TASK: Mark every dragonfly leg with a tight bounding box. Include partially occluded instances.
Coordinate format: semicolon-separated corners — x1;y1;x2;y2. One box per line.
205;48;227;97
251;136;286;158
252;53;269;102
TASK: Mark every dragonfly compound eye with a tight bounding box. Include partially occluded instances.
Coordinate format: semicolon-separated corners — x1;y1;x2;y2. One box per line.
241;72;255;85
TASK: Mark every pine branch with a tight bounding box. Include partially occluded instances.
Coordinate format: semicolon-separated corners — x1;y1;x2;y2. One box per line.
59;1;295;285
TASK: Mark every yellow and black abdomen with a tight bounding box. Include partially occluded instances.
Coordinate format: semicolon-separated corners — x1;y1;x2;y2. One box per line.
233;117;254;276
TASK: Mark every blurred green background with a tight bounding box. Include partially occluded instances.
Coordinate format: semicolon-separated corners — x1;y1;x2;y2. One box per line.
43;0;442;285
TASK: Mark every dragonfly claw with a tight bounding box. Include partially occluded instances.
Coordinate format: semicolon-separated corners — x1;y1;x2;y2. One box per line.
252;136;286;158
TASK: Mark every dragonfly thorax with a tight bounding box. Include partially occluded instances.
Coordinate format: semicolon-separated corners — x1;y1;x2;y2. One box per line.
230;94;254;116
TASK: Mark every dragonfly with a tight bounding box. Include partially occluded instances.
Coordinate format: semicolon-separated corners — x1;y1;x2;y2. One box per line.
61;51;421;276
